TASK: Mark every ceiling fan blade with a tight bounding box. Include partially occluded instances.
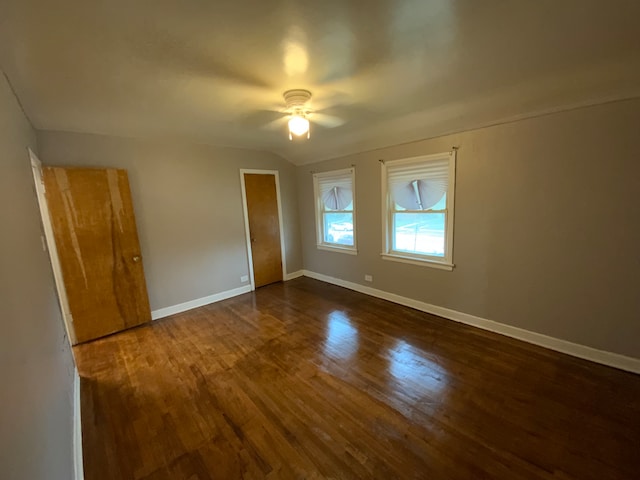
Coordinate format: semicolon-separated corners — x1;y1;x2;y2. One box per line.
131;27;274;91
237;109;284;128
310;113;345;128
309;91;352;111
261;116;289;131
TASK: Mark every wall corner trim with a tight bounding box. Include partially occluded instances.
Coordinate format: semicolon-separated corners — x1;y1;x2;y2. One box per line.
73;368;84;480
301;270;640;375
151;285;252;320
284;270;304;281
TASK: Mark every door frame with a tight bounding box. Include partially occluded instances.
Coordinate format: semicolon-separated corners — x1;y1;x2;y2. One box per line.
28;148;77;344
239;169;287;291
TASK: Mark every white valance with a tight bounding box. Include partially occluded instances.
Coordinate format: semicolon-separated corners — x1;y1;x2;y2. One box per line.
387;158;448;210
315;170;353;210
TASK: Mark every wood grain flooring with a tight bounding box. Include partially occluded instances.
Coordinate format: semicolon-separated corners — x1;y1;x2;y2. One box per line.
74;277;640;480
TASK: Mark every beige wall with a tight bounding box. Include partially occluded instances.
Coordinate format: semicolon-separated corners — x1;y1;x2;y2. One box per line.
297;99;640;359
33;100;640;361
37;131;303;312
0;73;75;479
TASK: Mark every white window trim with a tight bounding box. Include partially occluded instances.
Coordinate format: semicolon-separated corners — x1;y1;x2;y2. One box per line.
313;167;357;255
317;244;358;255
381;150;456;270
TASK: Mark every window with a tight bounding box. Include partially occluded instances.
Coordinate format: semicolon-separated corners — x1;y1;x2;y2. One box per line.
313;168;357;254
381;151;456;270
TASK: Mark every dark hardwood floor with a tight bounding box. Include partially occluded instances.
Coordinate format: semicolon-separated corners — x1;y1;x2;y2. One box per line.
75;277;640;480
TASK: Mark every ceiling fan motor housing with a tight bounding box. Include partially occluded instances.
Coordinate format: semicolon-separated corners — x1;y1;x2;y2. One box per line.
283;89;312;114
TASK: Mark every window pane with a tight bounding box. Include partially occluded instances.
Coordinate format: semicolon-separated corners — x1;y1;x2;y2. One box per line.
324;201;353;212
394;193;445;211
430;193;446;210
324;212;354;246
393;213;445;256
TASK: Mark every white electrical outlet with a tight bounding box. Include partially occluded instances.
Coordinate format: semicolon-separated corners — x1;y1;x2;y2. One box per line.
240;275;249;282
364;274;373;282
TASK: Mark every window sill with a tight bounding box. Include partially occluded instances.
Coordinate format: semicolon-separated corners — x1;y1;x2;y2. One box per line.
381;253;454;271
317;244;358;255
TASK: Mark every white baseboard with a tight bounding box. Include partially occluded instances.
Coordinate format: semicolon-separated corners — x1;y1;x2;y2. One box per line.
151;273;303;321
284;270;304;281
73;368;84;480
301;270;640;374
151;285;252;320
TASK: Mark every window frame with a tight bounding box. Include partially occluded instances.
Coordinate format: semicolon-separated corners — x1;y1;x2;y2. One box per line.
313;167;357;255
381;151;456;270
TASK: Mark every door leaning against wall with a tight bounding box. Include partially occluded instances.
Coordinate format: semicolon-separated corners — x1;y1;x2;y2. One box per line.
241;171;285;289
42;166;152;343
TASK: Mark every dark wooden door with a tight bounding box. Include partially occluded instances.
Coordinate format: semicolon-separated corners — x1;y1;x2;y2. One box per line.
244;173;283;288
43;167;151;343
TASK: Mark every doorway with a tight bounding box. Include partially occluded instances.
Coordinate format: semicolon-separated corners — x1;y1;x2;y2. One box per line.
240;170;287;289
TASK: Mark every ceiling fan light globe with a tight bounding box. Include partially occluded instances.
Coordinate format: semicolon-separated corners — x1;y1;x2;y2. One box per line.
288;116;310;136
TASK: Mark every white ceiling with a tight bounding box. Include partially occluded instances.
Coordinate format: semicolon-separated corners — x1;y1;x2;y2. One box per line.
1;0;639;165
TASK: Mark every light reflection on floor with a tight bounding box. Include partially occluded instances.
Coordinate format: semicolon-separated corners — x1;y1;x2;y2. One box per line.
323;311;359;361
321;313;448;404
388;340;448;396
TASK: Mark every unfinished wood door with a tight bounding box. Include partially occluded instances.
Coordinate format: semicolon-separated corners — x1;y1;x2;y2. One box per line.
244;173;283;288
43;167;151;343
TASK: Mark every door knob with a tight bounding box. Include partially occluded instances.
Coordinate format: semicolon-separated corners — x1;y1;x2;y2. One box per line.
251;237;256;243
132;255;141;262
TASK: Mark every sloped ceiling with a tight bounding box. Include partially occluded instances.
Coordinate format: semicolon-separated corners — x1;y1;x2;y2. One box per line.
1;0;639;164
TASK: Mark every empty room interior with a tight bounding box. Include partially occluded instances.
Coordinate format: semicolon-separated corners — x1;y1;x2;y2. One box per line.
2;1;640;479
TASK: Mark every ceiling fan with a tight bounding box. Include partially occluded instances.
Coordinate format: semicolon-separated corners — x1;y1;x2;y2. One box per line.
269;89;346;140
